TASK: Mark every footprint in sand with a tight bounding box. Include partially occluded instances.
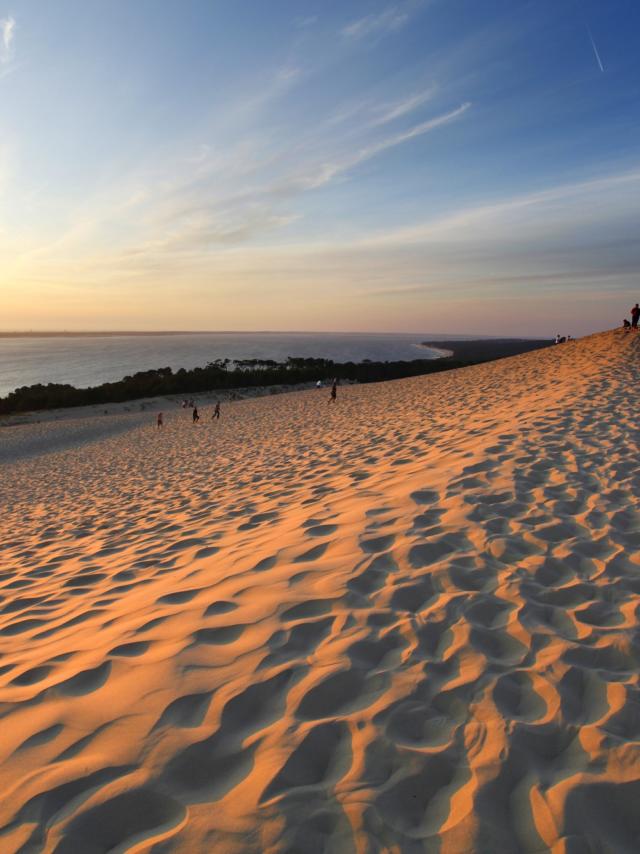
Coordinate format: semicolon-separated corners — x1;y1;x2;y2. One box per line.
204;600;238;617
0;618;46;636
161;669;301;800
493;671;548;721
260;617;335;669
11;664;54;686
54;788;186;853
390;577;437;612
281;599;335;621
359;534;395;554
108;641;150;657
305;524;338;538
153;690;215;730
559;666;610;725
464;596;515;629
156;588;204;605
373;751;458;835
296;669;388;720
11;764;135;844
385;702;457;748
192;625;246;645
252;555;278;572
16;724;64;751
294;543;330;563
408;539;457;568
347;631;406;671
347;554;393;598
410;489;439;505
53;662;112;697
259;721;351;803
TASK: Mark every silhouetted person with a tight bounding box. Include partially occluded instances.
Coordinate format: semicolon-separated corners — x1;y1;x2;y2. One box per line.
192;406;199;423
623;318;631;330
212;401;220;420
329;381;337;403
157;412;163;429
631;303;640;330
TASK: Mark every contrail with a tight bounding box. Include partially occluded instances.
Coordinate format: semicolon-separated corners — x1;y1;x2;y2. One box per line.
587;25;605;72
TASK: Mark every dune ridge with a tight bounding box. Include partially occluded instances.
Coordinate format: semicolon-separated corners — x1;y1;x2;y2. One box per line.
1;329;639;852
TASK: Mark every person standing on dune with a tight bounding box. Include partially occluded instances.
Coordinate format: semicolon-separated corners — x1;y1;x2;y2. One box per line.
157;412;163;429
631;303;640;330
329;380;337;403
192;406;200;423
212;401;220;420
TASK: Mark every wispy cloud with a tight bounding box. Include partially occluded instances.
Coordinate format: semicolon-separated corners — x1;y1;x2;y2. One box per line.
342;5;412;40
108;101;472;260
295;15;318;30
292;102;471;191
0;15;15;63
370;87;437;126
364;169;640;248
586;25;604;73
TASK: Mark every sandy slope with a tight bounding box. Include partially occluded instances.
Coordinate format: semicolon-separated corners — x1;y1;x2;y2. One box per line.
0;329;639;853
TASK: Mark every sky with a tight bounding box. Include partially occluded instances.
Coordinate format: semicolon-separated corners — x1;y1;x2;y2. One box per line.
1;0;639;336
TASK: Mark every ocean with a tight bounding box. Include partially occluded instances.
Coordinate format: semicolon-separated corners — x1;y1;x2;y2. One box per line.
0;331;457;398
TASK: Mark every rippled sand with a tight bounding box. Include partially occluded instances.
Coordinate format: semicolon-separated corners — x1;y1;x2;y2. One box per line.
1;329;639;852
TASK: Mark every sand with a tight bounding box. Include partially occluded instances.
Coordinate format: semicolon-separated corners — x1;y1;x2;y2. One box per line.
0;328;639;852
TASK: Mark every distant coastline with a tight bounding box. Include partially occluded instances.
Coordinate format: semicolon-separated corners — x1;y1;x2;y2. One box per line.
420;338;551;362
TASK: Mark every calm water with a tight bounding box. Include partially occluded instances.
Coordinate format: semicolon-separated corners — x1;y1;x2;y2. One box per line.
0;331;459;398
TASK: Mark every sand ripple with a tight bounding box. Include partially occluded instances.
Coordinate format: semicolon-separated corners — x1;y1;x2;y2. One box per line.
0;329;639;851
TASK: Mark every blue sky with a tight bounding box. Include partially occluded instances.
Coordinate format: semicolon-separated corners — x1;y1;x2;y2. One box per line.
1;0;639;334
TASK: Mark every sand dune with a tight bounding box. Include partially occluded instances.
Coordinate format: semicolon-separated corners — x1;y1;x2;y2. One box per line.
1;329;639;852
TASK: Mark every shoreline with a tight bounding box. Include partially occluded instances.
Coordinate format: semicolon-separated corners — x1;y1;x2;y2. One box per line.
0;338;547;417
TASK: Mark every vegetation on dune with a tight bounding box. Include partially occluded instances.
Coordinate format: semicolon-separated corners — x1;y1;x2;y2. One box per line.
0;356;472;415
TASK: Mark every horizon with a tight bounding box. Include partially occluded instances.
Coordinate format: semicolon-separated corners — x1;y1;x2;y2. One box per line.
0;328;555;340
1;1;639;335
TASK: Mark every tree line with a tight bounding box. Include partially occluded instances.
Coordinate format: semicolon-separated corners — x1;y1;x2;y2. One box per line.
0;356;472;415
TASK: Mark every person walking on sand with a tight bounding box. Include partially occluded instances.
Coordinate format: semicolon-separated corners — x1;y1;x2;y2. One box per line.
192;406;200;423
157;412;163;429
212;401;220;420
329;380;337;403
631;303;640;330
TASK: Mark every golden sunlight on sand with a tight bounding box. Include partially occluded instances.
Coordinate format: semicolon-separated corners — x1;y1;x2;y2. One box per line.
1;329;639;852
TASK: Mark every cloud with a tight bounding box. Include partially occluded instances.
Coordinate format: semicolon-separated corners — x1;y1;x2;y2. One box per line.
105;101;472;261
295;15;318;29
342;5;411;39
1;15;15;63
295;102;471;191
363;169;640;248
370;88;437;126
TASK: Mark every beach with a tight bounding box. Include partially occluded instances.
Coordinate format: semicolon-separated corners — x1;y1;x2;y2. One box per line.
1;328;639;851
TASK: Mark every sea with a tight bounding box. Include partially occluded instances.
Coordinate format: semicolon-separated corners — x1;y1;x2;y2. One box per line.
0;331;464;398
